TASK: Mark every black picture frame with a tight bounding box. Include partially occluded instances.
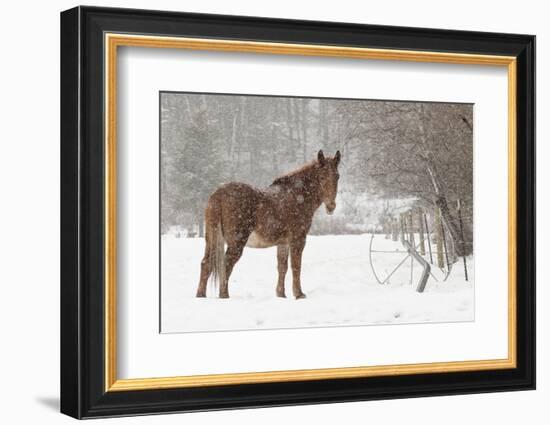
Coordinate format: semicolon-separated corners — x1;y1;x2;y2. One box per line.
61;5;535;419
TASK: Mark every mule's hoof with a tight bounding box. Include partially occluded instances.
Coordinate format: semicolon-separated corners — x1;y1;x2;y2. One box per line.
219;293;230;299
276;292;287;298
196;292;206;298
295;293;307;300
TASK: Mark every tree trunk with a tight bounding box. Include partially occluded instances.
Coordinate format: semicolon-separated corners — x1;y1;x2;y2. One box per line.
293;99;301;161
198;218;204;238
435;195;469;256
285;99;295;160
229;108;239;159
392;219;399;241
184;97;194;123
319;99;329;150
270;124;280;176
418;104;470;257
300;100;308;162
232;97;246;177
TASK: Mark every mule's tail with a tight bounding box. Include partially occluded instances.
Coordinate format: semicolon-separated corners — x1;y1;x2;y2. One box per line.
206;196;225;293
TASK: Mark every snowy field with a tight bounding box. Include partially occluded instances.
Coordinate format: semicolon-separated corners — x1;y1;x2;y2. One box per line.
161;234;474;333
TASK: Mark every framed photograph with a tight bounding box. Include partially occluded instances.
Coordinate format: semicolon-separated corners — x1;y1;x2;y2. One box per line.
60;6;535;419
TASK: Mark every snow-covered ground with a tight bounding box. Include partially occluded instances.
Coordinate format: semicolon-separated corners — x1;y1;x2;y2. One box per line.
161;234;474;333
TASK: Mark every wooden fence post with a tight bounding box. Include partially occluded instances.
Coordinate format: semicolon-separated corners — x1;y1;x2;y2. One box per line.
418;208;426;255
438;207;451;272
408;210;415;248
424;213;433;264
435;207;444;269
399;213;406;243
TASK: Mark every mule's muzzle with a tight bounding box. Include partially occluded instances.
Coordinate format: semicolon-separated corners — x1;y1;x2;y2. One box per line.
325;202;336;215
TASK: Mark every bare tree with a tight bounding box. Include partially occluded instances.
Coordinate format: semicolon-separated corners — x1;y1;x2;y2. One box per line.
160;92;473;253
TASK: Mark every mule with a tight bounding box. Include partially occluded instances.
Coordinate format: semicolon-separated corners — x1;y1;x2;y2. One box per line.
195;149;341;299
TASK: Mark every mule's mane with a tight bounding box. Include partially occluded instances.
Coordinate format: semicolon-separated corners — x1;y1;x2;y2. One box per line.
270;160;319;187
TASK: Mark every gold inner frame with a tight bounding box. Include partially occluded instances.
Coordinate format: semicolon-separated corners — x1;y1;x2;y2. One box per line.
104;33;517;392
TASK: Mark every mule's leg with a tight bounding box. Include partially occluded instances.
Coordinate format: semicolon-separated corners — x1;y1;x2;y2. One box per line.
196;240;211;298
290;238;307;299
276;245;289;298
219;242;246;299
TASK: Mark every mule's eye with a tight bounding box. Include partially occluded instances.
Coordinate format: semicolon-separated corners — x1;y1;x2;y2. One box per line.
335;173;340;180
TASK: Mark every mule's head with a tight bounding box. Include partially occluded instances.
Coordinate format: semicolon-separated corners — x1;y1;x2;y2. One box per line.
316;149;341;215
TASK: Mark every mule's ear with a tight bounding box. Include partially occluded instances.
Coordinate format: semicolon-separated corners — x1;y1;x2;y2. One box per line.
335;150;341;165
317;149;326;165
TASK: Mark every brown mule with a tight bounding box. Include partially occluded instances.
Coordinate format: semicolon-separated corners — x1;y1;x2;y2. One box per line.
195;150;341;299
